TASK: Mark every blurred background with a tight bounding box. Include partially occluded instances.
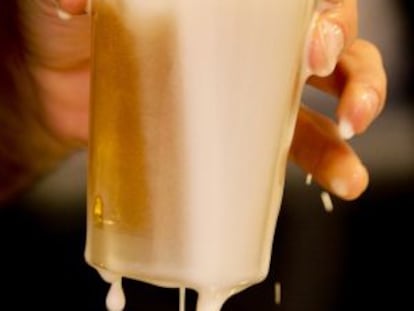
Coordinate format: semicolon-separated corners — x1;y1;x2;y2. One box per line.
1;1;413;310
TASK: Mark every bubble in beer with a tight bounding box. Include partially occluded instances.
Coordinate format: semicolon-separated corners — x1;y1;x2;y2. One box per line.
93;195;104;225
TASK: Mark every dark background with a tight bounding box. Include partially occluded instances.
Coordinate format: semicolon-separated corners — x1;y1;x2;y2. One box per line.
1;1;413;310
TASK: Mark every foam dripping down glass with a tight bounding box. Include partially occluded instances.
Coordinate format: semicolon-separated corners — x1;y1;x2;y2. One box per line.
85;0;319;309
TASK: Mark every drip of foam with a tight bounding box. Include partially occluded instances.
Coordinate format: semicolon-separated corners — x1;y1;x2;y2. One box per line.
98;268;120;283
196;289;234;311
97;269;126;311
305;173;313;185
305;174;335;213
196;296;227;311
106;279;126;311
179;287;186;311
320;191;334;213
274;282;282;305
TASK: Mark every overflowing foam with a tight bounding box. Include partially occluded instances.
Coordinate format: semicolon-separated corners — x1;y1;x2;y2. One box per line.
86;0;318;310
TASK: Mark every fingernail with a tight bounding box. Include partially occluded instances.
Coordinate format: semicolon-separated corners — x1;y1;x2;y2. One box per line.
338;118;355;140
54;1;73;21
361;88;381;118
317;0;342;11
86;0;92;13
330;178;349;198
316;20;344;77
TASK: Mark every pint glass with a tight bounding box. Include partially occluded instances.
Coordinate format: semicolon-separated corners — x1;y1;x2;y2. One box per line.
85;0;318;308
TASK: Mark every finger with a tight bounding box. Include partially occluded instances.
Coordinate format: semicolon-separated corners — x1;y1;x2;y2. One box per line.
322;0;358;49
308;0;358;77
55;0;88;15
289;105;368;200
335;40;387;137
308;39;387;138
18;1;90;69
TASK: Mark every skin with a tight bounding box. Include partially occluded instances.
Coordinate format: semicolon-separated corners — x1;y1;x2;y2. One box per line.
0;0;387;202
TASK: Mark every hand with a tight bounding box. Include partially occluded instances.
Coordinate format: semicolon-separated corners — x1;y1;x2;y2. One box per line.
290;0;387;200
1;0;386;202
14;0;91;145
0;0;90;200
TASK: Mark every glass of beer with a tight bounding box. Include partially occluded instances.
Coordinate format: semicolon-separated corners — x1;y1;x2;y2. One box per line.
85;0;319;309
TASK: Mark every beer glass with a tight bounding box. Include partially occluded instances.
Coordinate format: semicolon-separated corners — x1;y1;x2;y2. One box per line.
85;0;319;309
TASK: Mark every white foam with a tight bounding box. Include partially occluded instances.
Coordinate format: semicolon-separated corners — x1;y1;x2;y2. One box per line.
196;290;231;311
97;268;120;284
274;282;282;305
86;1;318;310
306;173;313;185
179;287;186;311
320;191;334;213
106;279;126;311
